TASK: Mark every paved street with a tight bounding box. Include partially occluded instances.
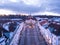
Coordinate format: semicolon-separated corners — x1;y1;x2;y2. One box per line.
18;24;47;45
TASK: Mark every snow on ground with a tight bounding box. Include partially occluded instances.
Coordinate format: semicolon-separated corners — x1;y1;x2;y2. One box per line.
10;22;24;45
0;37;6;45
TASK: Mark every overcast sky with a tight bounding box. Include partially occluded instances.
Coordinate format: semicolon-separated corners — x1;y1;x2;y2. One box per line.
0;0;60;15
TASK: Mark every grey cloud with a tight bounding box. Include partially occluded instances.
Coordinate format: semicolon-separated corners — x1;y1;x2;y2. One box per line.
45;0;60;14
0;2;45;13
0;0;60;14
